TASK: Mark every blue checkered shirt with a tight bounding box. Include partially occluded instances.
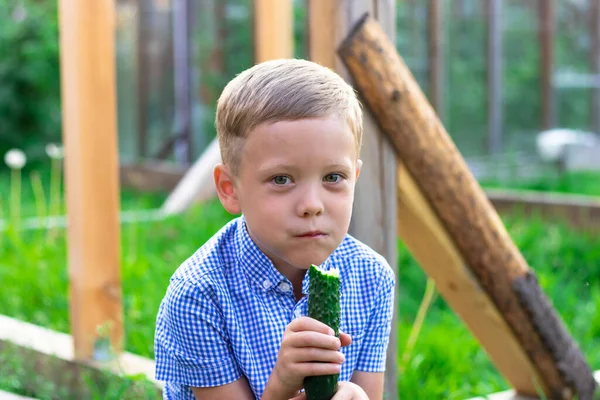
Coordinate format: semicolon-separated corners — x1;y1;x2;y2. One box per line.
154;216;395;399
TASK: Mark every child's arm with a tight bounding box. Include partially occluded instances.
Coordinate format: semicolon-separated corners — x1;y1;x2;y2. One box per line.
351;262;396;399
350;371;384;399
191;376;255;400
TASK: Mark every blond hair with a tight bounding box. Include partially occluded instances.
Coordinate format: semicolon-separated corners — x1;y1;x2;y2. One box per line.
215;59;363;175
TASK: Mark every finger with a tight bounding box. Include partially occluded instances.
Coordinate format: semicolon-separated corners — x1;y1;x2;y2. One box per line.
298;361;343;377
289;347;345;364
289;316;337;336
288;331;341;350
339;332;352;347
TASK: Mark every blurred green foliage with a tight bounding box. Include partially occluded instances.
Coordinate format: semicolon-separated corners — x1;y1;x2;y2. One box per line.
0;0;596;165
0;0;61;165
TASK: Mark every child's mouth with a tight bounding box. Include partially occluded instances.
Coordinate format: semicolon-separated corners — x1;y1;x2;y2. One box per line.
296;231;327;238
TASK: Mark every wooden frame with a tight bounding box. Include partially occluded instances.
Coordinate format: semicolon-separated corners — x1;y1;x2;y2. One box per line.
338;14;598;398
0;315;160;399
4;1;599;399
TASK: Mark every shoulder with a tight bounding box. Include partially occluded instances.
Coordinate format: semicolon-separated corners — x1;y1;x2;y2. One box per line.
165;217;242;301
172;217;240;281
330;234;395;288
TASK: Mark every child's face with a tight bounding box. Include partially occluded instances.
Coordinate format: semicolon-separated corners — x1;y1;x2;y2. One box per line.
217;116;362;272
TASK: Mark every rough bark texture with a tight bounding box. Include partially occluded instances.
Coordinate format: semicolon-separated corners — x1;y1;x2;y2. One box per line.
337;14;597;400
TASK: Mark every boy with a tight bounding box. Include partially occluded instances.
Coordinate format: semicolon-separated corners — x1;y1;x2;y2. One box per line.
154;59;396;400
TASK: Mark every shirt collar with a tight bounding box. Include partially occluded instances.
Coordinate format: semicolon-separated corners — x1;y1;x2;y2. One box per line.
235;215;287;292
234;215;343;296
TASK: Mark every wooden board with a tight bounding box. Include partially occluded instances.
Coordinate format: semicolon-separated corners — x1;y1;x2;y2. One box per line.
428;0;444;120
308;1;398;398
58;0;123;360
539;0;555;130
0;314;160;399
396;163;541;394
254;0;293;63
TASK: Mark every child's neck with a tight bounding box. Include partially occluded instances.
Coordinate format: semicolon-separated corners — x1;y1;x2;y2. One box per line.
272;260;307;302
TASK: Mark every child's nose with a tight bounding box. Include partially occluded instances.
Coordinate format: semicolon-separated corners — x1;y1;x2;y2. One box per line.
297;186;324;217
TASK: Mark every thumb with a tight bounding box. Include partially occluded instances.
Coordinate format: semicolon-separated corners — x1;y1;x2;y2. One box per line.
339;331;352;347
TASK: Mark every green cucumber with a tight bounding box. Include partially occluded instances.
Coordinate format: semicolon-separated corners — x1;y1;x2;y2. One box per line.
304;264;341;400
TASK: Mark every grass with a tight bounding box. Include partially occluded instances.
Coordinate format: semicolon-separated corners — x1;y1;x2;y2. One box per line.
480;170;600;197
1;169;599;399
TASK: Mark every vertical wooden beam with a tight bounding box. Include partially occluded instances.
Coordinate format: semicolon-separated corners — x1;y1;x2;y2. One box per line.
215;1;227;77
254;0;293;63
591;0;600;134
308;0;336;69
199;0;226;106
309;1;398;399
172;0;193;163
136;0;151;159
371;3;398;398
428;0;444;120
540;0;555;130
58;0;123;360
487;0;503;154
407;0;419;69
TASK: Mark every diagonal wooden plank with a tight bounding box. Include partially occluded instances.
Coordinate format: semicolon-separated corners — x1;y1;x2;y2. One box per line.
396;162;542;395
338;14;597;399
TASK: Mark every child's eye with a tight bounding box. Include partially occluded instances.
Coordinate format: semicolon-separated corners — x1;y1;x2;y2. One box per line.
324;173;343;183
272;176;291;185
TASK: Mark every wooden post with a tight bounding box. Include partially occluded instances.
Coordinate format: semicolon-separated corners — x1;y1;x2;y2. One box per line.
58;0;123;360
172;0;193;164
254;0;293;63
136;0;151;160
338;15;598;399
307;0;336;70
309;2;398;399
198;0;227;107
428;0;444;120
487;0;503;154
590;0;600;135
540;0;555;130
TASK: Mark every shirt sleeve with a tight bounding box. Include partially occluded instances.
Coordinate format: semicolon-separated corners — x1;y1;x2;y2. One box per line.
355;263;396;372
154;276;242;387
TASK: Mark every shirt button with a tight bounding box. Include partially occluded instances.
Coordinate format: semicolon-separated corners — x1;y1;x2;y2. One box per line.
293;308;302;318
278;282;291;292
262;279;271;289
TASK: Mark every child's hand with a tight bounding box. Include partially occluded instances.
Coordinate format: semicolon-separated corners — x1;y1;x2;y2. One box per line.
266;317;352;397
289;381;369;400
330;381;370;399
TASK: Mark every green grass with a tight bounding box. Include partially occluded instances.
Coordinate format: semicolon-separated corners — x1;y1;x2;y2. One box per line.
1;169;599;399
397;214;600;398
480;170;600;197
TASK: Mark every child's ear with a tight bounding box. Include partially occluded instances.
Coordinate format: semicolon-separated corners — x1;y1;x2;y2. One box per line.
355;159;363;181
214;163;241;214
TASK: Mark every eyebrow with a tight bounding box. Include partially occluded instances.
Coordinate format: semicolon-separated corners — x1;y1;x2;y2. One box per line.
258;162;352;175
